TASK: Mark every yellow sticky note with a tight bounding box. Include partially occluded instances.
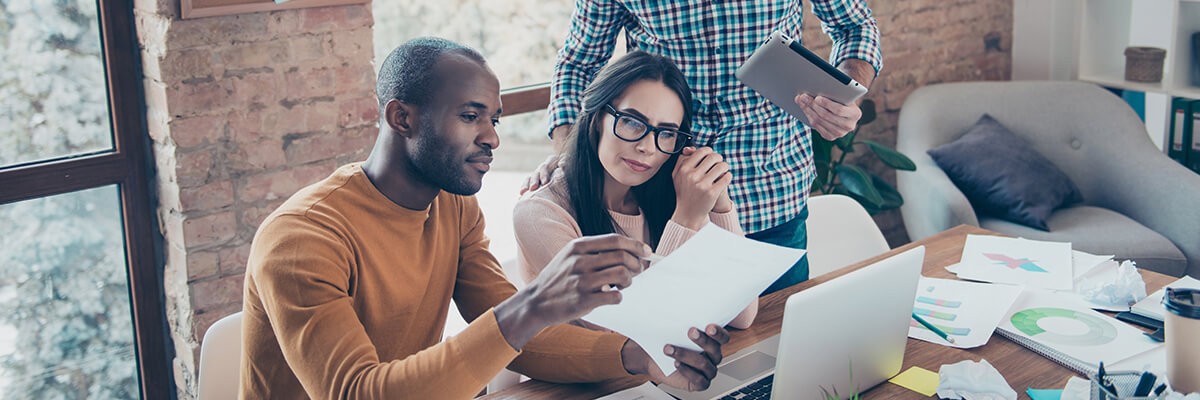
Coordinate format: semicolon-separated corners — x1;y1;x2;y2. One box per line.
888;366;940;397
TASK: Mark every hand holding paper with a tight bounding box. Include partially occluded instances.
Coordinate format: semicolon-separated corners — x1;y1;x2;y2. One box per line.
582;224;805;376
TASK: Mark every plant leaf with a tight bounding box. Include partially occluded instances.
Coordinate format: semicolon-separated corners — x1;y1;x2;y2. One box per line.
857;99;877;126
834;164;883;206
873;174;904;210
815;163;831;194
813;134;834;164
862;140;916;171
833;130;857;152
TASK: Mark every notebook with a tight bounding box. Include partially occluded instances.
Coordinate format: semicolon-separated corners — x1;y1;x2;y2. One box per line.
996;290;1160;376
1130;276;1200;321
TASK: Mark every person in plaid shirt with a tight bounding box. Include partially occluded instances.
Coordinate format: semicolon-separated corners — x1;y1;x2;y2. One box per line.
521;0;882;294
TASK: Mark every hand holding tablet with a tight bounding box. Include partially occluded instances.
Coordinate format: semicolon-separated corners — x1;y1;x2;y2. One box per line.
736;31;868;127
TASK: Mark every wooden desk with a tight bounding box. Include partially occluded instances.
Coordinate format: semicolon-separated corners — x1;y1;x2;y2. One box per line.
482;225;1175;399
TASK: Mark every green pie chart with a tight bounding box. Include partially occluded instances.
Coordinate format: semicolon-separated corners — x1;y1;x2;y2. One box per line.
1010;307;1117;346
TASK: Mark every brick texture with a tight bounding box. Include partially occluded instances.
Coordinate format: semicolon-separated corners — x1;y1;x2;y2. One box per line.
134;4;377;398
133;0;1010;398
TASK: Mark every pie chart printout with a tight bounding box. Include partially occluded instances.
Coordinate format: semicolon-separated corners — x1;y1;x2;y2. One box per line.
1010;307;1117;347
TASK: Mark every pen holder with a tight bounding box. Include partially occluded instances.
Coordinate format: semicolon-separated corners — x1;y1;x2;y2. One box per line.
1090;371;1165;400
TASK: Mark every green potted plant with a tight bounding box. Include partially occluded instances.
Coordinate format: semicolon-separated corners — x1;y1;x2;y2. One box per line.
811;99;916;214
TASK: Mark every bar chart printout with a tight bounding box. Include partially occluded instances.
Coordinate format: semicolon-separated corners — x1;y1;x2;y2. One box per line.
907;277;1022;348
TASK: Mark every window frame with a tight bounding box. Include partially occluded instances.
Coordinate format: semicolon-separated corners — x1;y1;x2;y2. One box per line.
0;0;174;398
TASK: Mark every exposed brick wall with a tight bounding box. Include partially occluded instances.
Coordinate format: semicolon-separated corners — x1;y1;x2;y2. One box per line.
133;1;376;397
802;0;1013;246
130;0;1009;397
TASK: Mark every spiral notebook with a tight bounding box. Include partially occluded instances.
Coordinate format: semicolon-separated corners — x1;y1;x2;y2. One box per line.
996;290;1161;376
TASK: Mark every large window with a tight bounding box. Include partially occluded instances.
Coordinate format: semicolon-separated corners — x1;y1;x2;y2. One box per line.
0;0;171;398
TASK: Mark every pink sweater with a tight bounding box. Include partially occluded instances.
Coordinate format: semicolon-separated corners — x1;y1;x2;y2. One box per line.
512;178;757;329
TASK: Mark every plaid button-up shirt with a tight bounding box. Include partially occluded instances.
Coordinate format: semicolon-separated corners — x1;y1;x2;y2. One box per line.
549;0;882;234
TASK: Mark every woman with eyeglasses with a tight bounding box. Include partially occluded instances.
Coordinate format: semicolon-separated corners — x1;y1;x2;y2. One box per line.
512;50;757;329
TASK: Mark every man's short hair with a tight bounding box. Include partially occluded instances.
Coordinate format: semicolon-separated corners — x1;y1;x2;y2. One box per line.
376;37;487;110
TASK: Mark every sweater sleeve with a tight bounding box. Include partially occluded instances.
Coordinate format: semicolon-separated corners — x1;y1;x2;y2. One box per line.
246;215;519;399
512;195;585;284
457;196;631;382
658;208;746;255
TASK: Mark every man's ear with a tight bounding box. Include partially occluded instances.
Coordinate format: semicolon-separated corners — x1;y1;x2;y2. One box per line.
384;99;418;137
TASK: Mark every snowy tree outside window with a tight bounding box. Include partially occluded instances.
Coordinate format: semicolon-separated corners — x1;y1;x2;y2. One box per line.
0;0;140;398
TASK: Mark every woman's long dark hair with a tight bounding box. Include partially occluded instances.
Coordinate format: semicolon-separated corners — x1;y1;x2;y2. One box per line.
562;51;694;249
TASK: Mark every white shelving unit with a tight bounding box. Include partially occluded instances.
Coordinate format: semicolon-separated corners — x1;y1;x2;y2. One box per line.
1013;0;1200;150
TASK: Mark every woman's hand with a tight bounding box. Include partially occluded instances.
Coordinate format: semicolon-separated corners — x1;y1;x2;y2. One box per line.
713;189;734;214
672;147;733;230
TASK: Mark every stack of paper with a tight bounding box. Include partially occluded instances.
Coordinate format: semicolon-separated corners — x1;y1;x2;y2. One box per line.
945;235;1137;311
1130;276;1200;321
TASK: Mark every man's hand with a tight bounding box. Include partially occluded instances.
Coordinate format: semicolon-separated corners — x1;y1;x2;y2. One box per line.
520;125;572;194
495;234;650;349
795;58;876;141
794;93;862;141
621;324;731;392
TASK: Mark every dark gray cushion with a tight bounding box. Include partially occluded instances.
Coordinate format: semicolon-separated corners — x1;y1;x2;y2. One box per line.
928;114;1082;230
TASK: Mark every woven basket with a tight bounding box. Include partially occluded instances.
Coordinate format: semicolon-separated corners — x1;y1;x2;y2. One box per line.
1125;46;1167;83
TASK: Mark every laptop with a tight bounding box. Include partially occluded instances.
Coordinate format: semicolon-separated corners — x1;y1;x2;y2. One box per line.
661;246;925;400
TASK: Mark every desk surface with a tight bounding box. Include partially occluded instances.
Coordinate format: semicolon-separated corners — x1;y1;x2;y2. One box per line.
481;225;1176;400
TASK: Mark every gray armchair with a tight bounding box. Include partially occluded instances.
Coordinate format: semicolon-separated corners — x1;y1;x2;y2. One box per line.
897;81;1200;277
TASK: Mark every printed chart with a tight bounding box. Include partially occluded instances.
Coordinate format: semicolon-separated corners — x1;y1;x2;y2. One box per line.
1000;290;1160;366
906;278;1022;348
956;235;1073;290
1010;307;1117;346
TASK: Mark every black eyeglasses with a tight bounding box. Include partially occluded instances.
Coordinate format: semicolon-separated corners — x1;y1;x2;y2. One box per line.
603;104;693;155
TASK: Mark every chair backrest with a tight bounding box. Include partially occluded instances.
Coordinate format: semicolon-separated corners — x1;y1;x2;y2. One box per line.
805;194;890;278
198;311;244;400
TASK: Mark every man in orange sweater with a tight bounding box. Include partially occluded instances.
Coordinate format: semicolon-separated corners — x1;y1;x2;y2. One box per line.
240;37;730;399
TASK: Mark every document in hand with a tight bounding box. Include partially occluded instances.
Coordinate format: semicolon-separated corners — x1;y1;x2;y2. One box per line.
581;223;805;376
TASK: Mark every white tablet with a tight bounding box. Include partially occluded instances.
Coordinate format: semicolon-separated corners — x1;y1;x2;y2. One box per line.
736;31;867;126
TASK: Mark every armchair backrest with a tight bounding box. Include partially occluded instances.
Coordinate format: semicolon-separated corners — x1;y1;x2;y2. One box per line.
897;81;1154;209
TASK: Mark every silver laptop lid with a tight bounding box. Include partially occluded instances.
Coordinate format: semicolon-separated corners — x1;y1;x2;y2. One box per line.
771;246;925;400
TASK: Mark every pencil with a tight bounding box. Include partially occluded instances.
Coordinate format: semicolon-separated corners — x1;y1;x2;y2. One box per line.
912;312;957;344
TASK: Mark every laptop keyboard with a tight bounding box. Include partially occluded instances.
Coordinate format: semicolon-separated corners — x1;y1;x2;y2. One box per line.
719;374;774;400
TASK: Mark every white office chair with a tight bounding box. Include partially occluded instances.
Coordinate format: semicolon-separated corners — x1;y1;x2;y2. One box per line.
805;194;891;278
197;311;244;400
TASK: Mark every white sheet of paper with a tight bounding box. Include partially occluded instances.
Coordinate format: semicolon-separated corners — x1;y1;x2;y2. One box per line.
1072;251;1115;279
1060;253;1126;311
998;289;1160;366
594;382;675;400
908;277;1023;348
952;251;1128;311
581;224;805;376
957;235;1074;290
